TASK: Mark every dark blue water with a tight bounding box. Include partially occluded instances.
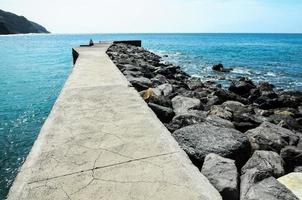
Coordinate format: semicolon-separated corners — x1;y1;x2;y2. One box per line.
0;33;301;199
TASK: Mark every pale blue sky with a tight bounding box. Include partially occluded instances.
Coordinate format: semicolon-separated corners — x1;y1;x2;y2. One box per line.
1;0;302;33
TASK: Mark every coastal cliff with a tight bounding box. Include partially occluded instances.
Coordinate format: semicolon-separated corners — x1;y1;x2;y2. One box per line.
0;9;49;35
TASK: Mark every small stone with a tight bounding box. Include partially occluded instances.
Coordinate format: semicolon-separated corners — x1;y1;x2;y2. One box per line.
148;103;174;123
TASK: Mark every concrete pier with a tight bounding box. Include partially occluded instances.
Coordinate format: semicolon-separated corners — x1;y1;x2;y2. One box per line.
7;42;221;200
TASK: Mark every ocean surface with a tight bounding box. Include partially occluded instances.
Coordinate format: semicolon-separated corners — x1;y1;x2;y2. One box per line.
0;33;302;198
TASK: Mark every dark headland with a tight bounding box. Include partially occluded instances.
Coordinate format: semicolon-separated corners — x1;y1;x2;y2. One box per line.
0;9;49;35
107;42;302;200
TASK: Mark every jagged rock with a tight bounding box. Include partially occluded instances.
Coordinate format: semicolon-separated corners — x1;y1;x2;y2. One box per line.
185;77;204;90
128;76;152;91
204;116;234;129
172;123;250;166
213;64;224;71
212;64;232;73
201;154;238;200
148;103;174;123
221;101;246;112
280;146;302;172
294;166;302;172
245;122;299;152
151;74;168;86
229;77;256;97
241;150;284;177
278;172;302;200
242;176;299;200
156;83;173;96
171;95;201;116
208;105;232;120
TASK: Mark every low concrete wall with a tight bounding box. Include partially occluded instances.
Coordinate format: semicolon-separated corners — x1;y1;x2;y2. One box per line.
7;42;221;200
113;40;142;47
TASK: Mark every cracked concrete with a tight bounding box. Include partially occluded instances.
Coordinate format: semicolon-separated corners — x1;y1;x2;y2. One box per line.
7;42;222;200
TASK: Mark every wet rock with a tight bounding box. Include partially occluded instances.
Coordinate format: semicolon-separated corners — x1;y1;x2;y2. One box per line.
242;176;299;200
214;89;249;105
208;105;232;120
212;63;232;73
172;123;250;167
201;154;238;200
280;146;302;172
241;150;284;177
213;63;224;71
185;77;204;90
148;103;174;123
171;95;201;116
278;172;302;200
229;77;256;97
245;122;299;152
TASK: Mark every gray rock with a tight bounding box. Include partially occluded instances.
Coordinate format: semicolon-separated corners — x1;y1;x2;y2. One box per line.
185;77;204;90
242;177;299;200
205;115;234;129
245;122;299;152
128;76;152;91
280;146;302;171
241;150;284;177
294;166;302;172
221;101;246;113
171;95;201;116
172;123;250;166
156;83;173;96
208;105;233;120
201;154;238;200
240;151;285;200
148;103;174;123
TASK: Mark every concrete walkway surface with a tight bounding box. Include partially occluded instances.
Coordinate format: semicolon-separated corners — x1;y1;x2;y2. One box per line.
7;42;221;200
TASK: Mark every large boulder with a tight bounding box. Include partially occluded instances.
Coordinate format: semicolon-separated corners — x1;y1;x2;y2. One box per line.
204;115;234;129
171;95;201;116
240;151;285;199
167;112;207;132
229;77;256;97
128;76;152;91
245;122;299;152
148;103;174;123
208;105;232;120
242;177;299;200
185;77;204;90
280;146;302;172
201;154;238;200
241;150;284;177
155;83;173;96
278;172;302;200
172;123;250;166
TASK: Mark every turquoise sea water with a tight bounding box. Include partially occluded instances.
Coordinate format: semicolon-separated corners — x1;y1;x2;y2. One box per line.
0;33;302;198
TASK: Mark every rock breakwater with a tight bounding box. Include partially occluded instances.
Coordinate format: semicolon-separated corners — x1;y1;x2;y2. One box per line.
107;43;302;200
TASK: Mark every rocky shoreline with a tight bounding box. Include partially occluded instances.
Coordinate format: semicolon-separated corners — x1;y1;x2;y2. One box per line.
107;43;302;200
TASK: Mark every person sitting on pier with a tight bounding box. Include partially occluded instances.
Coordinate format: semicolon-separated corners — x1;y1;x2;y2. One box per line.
89;39;94;46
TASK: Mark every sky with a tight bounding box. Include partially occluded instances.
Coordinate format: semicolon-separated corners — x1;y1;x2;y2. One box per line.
1;0;302;33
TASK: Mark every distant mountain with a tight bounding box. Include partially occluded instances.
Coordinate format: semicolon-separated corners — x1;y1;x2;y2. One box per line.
0;9;49;35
